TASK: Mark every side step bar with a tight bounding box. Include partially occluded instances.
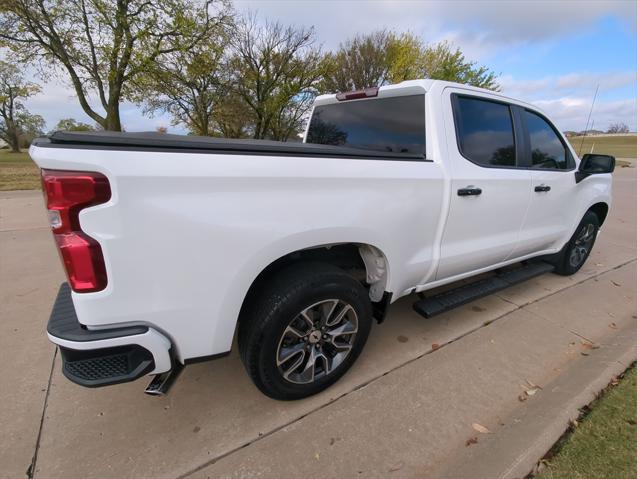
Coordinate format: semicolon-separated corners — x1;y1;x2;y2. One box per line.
413;261;555;318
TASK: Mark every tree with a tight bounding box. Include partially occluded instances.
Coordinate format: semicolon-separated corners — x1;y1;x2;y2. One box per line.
419;41;499;90
228;16;326;140
212;91;255;138
54;118;96;131
0;0;231;131
607;122;629;134
0;61;44;152
139;21;230;136
321;31;499;92
385;33;427;85
320;30;394;93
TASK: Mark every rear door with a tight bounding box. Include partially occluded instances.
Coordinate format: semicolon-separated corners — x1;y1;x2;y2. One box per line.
510;108;578;257
436;90;532;280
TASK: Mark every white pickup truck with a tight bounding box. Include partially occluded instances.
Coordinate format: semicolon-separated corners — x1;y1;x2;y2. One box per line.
30;80;615;399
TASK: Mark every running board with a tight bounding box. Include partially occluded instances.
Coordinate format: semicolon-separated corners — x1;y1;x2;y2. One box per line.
413;261;555;318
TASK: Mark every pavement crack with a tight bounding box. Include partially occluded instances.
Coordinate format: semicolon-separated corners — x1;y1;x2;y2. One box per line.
27;347;57;479
495;294;521;308
567;330;596;344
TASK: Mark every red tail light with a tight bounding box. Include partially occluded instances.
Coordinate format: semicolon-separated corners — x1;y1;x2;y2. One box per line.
41;170;111;293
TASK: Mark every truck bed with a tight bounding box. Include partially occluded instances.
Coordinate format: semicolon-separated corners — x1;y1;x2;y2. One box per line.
33;131;425;161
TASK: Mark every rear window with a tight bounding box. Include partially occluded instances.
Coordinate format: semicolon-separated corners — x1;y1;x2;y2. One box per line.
306;95;426;155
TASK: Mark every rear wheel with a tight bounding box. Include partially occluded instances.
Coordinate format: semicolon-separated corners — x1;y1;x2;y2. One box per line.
553;211;600;276
238;263;373;400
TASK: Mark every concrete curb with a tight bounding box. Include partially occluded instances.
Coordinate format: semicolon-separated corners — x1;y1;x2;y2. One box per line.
437;321;637;479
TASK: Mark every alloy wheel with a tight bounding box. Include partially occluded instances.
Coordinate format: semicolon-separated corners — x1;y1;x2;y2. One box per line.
569;223;596;267
276;299;358;384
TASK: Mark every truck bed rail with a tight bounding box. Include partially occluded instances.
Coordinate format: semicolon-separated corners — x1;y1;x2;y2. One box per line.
33;131;427;161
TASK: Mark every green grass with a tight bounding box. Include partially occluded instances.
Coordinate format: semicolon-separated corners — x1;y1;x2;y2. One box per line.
566;135;637;159
0;148;41;191
537;367;637;479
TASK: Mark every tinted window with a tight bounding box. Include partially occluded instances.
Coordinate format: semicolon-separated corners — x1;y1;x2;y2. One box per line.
454;96;516;167
525;110;568;169
306;95;425;155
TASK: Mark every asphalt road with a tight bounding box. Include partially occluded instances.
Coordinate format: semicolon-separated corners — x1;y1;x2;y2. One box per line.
1;164;635;479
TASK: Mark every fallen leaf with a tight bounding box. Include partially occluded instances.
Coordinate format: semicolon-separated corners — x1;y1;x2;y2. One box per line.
611;280;621;287
570;419;579;428
525;387;541;397
314;453;320;460
581;341;599;350
609;322;618;329
472;423;491;434
388;462;404;472
465;437;478;446
581;352;589;356
518;394;527;402
431;343;440;350
534;461;547;474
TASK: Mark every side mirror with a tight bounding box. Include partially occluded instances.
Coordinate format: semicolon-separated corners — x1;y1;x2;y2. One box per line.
575;153;615;183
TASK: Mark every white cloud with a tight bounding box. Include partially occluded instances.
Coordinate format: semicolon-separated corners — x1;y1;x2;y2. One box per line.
500;71;637;99
234;0;637;58
533;97;637;132
500;71;637;131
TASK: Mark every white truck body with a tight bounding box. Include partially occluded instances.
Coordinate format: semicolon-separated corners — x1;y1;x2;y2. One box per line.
30;80;613;396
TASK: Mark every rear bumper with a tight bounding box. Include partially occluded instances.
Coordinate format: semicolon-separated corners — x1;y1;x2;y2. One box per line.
47;283;172;387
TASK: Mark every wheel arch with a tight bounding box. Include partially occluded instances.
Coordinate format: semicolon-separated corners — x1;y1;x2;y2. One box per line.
237;242;392;330
588;202;609;226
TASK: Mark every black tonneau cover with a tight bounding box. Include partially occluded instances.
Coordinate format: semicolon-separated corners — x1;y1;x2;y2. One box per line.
33;131;425;161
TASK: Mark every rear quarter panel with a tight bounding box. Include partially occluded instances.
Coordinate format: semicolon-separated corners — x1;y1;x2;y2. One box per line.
30;146;445;360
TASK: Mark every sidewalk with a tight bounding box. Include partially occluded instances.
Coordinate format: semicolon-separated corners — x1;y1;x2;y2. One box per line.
1;166;635;479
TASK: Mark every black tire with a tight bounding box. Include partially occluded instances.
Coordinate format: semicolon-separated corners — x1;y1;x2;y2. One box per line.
238;262;373;400
553;211;600;276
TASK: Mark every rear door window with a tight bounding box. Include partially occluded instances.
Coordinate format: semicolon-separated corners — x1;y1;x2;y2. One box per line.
306;95;426;155
453;96;516;167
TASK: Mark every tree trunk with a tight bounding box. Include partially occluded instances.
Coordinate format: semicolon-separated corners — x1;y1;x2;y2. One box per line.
8;124;20;152
105;105;122;131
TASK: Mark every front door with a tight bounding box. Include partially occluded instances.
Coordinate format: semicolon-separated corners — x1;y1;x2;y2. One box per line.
436;90;532;281
511;108;578;257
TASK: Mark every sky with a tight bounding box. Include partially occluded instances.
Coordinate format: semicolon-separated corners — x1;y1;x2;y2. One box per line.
20;0;637;134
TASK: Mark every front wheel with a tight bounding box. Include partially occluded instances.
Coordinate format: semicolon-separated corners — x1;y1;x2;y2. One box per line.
553;211;600;276
238;263;373;400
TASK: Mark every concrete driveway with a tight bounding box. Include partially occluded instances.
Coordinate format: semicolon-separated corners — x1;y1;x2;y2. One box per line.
1;165;636;479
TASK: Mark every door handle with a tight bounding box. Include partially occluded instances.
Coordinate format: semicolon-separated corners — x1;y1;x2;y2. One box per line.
457;186;482;196
534;184;551;192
